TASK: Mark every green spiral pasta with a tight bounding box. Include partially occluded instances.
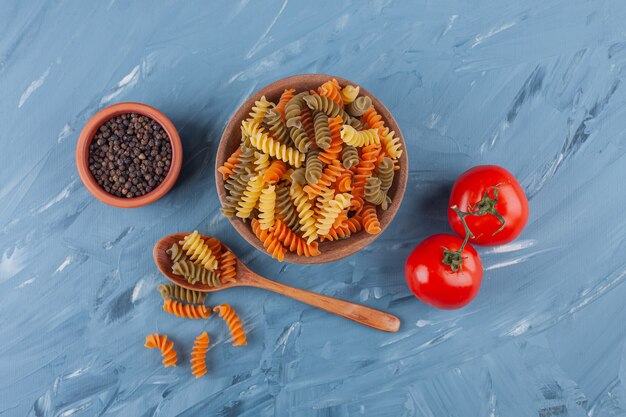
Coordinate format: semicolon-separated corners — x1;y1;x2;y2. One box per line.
275;184;301;232
254;151;270;175
346;96;372;117
157;283;206;304
284;92;309;128
349;117;363;130
263;106;290;144
222;172;253;217
166;243;187;263
304;150;323;184
342;145;359;169
315;192;352;237
312;111;331;149
364;176;389;209
172;260;222;287
289;123;313;153
302;94;351;124
377;157;395;193
290;167;307;186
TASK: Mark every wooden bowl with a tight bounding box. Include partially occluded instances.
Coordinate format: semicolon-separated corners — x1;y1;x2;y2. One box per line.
216;74;408;264
76;102;183;208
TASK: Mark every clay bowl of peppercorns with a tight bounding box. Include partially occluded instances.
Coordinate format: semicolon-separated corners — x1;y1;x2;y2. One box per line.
76;102;183;208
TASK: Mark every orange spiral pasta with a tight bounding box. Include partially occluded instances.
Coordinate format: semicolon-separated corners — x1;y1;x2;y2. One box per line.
219;250;237;283
163;297;211;319
334;170;352;193
276;88;295;122
251;218;287;261
318;116;343;165
351;144;381;209
360;204;382;234
217;147;243;180
322;217;363;241
361;107;402;158
263;160;287;184
214;304;247;346
205;236;222;258
271;219;320;257
318;78;343;107
145;333;178;368
190;332;209;378
302;160;345;199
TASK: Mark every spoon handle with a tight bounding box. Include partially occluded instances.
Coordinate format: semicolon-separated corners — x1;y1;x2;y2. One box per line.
245;273;401;333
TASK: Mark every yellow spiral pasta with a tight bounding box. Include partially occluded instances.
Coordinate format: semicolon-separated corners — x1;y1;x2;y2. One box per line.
341;85;360;104
248;96;272;123
253;151;270;175
290;182;318;244
236;175;264;219
179;231;218;271
249;130;305;168
258;184;276;230
340;125;380;147
315;192;352;237
214;304;247;346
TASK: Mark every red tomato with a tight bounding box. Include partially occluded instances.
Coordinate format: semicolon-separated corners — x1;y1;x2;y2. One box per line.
448;165;529;246
405;234;483;309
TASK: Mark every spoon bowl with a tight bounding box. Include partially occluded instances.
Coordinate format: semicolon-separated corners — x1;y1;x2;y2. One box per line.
154;232;401;332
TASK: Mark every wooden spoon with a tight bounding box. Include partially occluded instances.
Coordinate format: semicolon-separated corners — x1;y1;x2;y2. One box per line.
154;233;401;333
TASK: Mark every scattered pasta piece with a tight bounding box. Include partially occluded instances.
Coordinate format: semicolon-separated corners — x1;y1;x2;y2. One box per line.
190;332;209;378
145;333;178;368
163;297;211;319
214;304;247;346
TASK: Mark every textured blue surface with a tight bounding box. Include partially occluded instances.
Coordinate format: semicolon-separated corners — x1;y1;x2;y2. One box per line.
1;1;626;416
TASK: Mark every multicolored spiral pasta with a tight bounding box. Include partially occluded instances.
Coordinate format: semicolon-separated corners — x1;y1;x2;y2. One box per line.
345;96;372;117
157;283;205;304
312;111;331;149
258;185;276;230
271;219;320;257
341;145;359;169
163;297;211;319
179;231;218;271
145;333;177;368
276;88;296;122
219;79;403;261
236;175;264;219
172;260;221;287
251;218;286;261
340;125;380;147
217;147;243;180
166;243;187;263
213;304;247;346
304;150;323;184
216;250;236;284
318;78;343;107
341;85;360;104
190;332;209;378
263;159;287;184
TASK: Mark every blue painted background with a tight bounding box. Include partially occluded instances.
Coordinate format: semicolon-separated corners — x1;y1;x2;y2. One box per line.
1;1;625;416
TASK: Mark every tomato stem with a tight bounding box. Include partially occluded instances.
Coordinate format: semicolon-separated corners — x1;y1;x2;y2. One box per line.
442;186;505;272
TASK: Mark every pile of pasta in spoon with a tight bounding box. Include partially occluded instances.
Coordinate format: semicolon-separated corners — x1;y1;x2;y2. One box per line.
218;79;403;261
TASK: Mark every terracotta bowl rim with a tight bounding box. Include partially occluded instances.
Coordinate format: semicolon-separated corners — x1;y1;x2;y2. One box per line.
75;102;183;208
215;74;409;264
